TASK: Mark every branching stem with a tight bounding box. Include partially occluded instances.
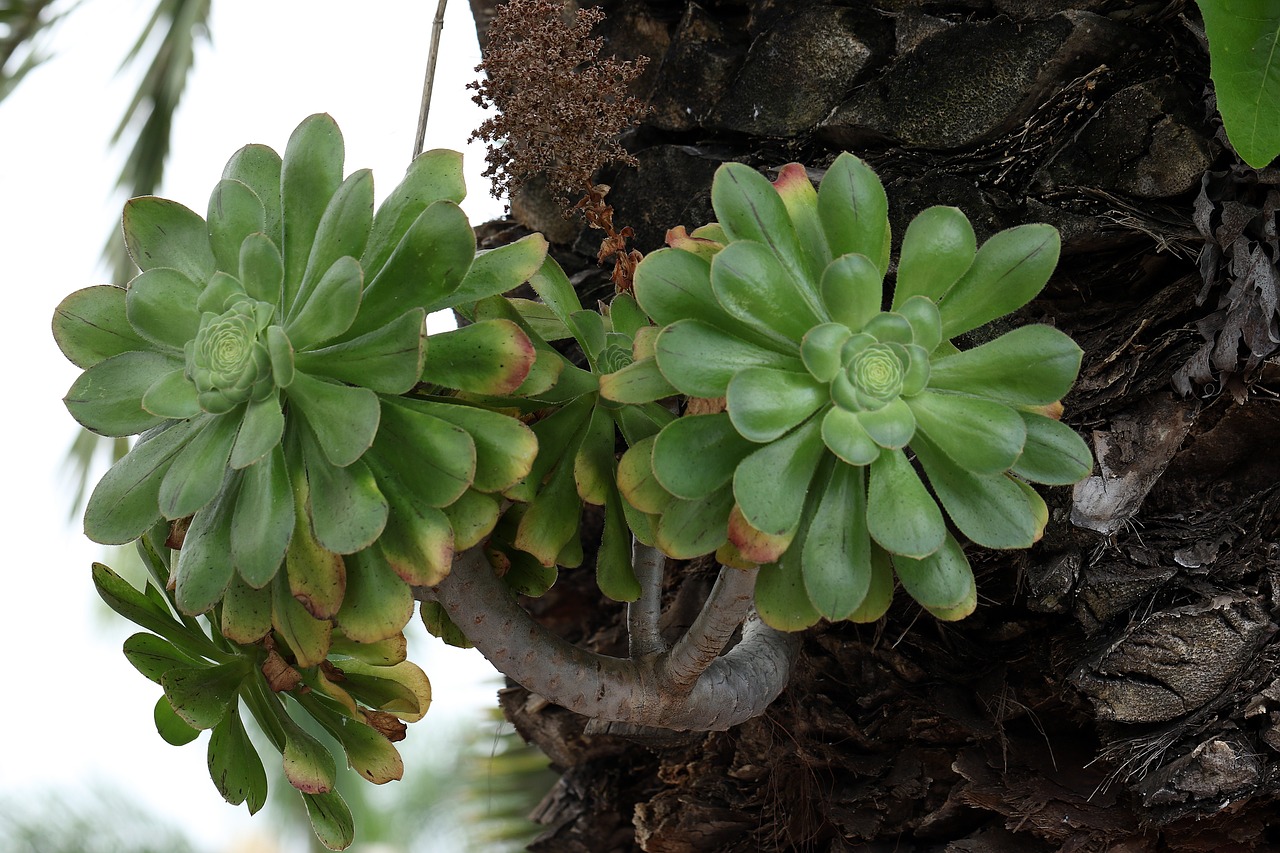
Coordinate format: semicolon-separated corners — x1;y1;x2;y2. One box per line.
421;547;798;731
627;541;666;657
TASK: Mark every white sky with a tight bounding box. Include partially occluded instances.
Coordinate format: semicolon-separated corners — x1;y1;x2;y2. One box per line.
0;1;508;849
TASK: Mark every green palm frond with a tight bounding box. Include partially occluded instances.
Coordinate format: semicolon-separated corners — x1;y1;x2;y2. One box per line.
0;0;70;102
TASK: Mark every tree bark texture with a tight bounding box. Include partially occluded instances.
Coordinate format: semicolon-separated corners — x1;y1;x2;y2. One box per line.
469;1;1280;850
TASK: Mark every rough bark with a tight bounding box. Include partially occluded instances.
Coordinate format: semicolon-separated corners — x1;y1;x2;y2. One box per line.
469;1;1280;850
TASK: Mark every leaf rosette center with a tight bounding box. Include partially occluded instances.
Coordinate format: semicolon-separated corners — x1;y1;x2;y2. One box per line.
847;343;903;402
186;299;277;414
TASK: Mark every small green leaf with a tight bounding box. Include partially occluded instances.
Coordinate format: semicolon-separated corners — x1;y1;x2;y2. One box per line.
866;447;945;558
272;571;333;668
817;153;891;276
161;659;249;729
53;285;150;369
573;405;616;506
733;415;826;537
420;600;473;648
92;563;173;637
304;450;388;556
652;413;755;500
847;545;895;623
1197;1;1280;168
893;206;976;308
124;633;202;684
232;446;294;587
281;114;345;310
221;573;274;643
656;319;805;398
907;390;1025;475
208;705;268;813
773;162;832;279
126;267;202;351
927;325;1082;406
350;201;475;339
65;351;178;437
337;659;431;720
712;162;811;293
802;462;872;621
230;393;285;470
418;319;535;395
402;398;536;494
755;553;821;632
891;533;976;619
368;399;476;508
267;326;295;389
617;434;674;514
897;295;943;352
727;367;827;442
285;256;363;350
295;169;373;312
208;179;266;275
525;254;586;329
221;144;282;246
597;482;641;601
329;714;404;785
711;240;824;345
302;791;355;851
336;548;414;644
363;148;467;282
820;253;883;332
449;232;549;308
801;322;854;382
155;696;201;746
857;397;916;449
821;405;880;466
1012;411;1094;485
239;233;284;305
911;432;1040;550
598;356;678;404
937;224;1060;339
84;419;203;545
158;414;239;519
654;488;734;559
442;490;500;551
505;394;593;503
329;632;409;665
296;308;425;396
123;196;217;284
286;372;380;467
633;248;719;327
141;369;201;420
376;485;455;587
281;713;338;794
173;475;239;614
515;454;582;566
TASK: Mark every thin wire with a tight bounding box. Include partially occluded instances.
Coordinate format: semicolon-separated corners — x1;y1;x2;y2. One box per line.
413;0;450;159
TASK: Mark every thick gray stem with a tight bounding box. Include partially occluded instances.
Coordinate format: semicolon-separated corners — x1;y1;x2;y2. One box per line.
423;547;798;731
627;541;667;657
661;564;758;691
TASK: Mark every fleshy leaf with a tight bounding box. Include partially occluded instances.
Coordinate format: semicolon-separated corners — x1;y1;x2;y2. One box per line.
893;206;976;308
515;453;582;566
285;256;363;350
336;549;414;643
141;369;201;420
448;233;549;309
857;397;916;449
773;162;831;278
1012;410;1094;485
282;713;338;794
1197;2;1280;168
173;474;239;614
296;308;425;396
368;400;476;508
656;319;805;398
712;162;810;293
597;482;641;601
801;322;853;382
573;405;616;506
907;390;1025;475
652;413;755;500
711;240;824;345
911;432;1039;550
821;253;883;332
230;393;285;470
232;446;294;587
401;398;536;494
847;546;895;623
84;419;202;544
281;114;344;310
65;351;177;437
123;196;217;283
376;485;455;587
802;462;871;621
126;267;202;351
821;405;880;466
654;488;734;559
817;153;890;276
272;572;333;667
53;285;150;369
891;533;976;619
220;573;274;643
124;633;200;684
304;450;388;556
755;549;821;632
207;705;269;814
418;319;535;395
155;696;201;746
726;366;827;442
617;435;674;514
937;224;1060;339
598;356;678;404
865;447;945;558
442;490;500;551
286;372;380;467
158;413;239;519
239;233;284;305
733;416;825;537
897;295;943;353
208;179;266;275
363;148;467;282
161;660;249;729
302;791;355;851
927;325;1082;406
221;144;282;245
295;168;374;312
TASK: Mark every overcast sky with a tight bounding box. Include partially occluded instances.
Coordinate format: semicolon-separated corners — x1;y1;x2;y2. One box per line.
0;1;507;848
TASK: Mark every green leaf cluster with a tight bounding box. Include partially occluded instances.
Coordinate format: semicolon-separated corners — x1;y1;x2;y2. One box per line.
623;156;1093;628
1196;1;1280;168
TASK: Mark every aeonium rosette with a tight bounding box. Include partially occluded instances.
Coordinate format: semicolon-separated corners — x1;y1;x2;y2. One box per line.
53;113;547;632
605;154;1094;630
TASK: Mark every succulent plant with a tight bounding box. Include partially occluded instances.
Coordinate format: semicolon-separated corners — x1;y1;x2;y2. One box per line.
615;155;1094;629
53;115;548;848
